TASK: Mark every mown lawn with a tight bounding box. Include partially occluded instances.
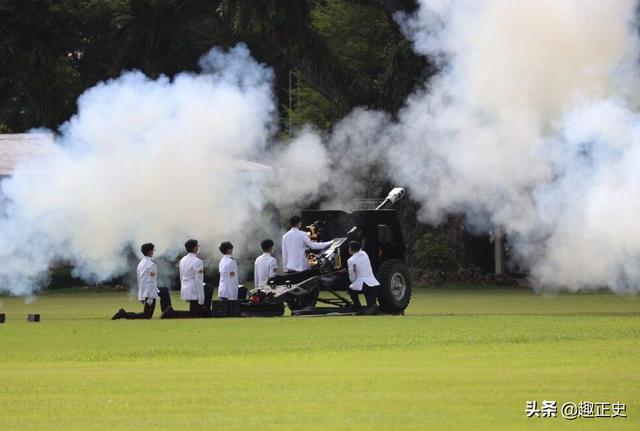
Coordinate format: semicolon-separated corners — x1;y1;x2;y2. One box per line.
0;286;638;430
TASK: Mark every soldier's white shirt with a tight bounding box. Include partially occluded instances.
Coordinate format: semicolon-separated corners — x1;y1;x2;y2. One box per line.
179;252;205;304
218;254;239;300
254;252;278;288
347;250;380;291
281;227;333;272
137;256;158;301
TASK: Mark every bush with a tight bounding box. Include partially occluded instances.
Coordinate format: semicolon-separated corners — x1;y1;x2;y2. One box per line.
412;233;458;272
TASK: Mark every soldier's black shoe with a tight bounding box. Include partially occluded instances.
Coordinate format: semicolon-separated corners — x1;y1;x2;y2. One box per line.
111;309;126;320
364;305;379;316
161;306;176;319
347;304;363;313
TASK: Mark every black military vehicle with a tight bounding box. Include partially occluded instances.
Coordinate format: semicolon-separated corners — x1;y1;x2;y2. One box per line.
248;188;412;315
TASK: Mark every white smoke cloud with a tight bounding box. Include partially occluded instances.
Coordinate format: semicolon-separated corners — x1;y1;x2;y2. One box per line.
530;100;640;290
323;108;393;210
388;0;640;291
264;126;330;208
0;44;328;296
3;1;640;296
266;108;393;213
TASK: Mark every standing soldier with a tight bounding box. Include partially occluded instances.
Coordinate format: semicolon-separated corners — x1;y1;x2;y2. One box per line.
282;215;333;272
254;239;278;289
218;241;239;300
112;242;172;320
347;240;380;315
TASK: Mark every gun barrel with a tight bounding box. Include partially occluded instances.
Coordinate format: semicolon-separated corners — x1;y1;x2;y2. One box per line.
375;187;406;210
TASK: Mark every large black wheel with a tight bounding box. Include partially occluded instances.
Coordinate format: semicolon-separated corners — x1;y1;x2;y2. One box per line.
376;259;412;313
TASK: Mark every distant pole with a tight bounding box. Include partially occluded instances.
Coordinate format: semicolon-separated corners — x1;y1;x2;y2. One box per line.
288;70;293;133
494;226;503;275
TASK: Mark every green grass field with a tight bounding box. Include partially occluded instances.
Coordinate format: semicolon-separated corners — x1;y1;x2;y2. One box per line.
0;286;638;430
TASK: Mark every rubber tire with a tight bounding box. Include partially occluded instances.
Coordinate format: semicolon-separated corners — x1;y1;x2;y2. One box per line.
375;259;412;313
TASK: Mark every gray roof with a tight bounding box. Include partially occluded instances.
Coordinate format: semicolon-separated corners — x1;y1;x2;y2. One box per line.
0;133;271;176
0;133;59;176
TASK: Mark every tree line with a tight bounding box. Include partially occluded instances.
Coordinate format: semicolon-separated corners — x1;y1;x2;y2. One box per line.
2;0;491;280
0;0;431;133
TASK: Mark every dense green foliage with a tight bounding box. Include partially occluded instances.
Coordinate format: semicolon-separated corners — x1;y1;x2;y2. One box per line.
412;232;459;272
1;287;638;430
0;0;469;275
0;0;426;133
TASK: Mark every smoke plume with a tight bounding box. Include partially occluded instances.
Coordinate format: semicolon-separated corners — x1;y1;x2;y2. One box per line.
390;0;640;291
3;1;640;295
0;44;326;296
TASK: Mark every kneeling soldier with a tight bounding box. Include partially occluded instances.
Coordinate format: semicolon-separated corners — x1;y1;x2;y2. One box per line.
347;241;380;315
112;242;172;320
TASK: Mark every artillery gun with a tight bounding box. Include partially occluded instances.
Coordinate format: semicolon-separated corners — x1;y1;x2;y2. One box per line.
248;188;412;316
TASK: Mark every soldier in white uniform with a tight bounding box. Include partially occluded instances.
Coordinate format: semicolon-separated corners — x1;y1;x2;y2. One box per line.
163;239;213;318
218;241;240;300
347;240;380;315
282;215;333;272
254;239;279;289
112;243;173;320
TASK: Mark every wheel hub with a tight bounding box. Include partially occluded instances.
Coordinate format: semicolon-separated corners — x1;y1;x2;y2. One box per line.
390;273;406;300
